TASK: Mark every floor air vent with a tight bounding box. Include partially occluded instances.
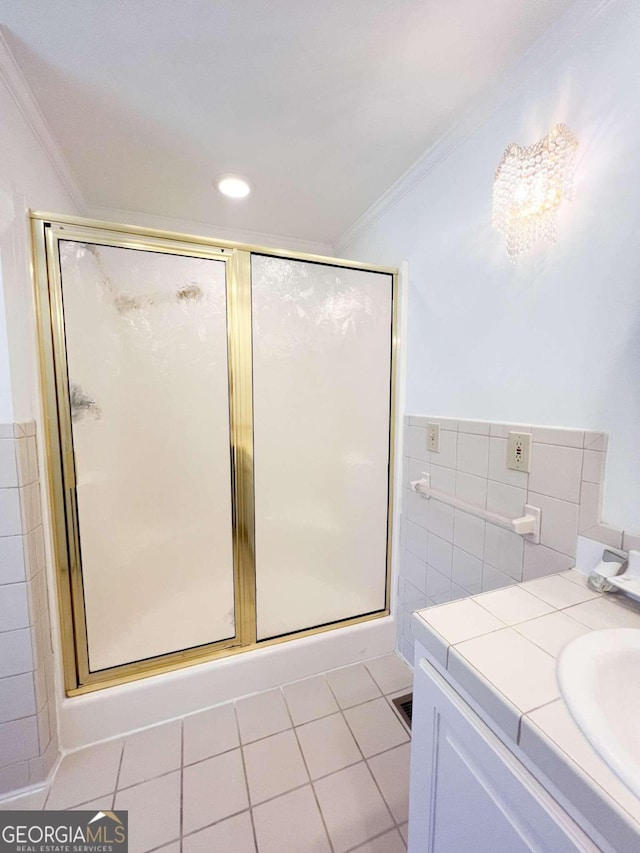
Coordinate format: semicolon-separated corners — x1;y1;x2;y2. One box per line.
392;693;413;730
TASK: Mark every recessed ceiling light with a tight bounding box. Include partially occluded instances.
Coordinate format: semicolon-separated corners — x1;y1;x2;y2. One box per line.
216;174;251;199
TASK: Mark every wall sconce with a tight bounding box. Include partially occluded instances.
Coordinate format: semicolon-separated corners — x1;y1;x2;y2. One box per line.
492;124;578;257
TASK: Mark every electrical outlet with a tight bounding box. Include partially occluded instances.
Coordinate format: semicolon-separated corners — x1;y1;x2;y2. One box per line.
508;432;532;472
427;422;440;452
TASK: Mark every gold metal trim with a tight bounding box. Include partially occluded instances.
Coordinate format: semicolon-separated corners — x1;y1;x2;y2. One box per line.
31;212;398;695
227;250;257;647
31;221;78;693
386;272;399;614
31;210;397;274
48;225;231;262
43;222;92;685
34;222;241;690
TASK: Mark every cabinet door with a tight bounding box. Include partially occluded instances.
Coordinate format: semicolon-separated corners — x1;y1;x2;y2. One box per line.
408;658;597;853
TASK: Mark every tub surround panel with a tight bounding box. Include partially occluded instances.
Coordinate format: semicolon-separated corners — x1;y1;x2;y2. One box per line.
398;416;634;663
0;422;59;793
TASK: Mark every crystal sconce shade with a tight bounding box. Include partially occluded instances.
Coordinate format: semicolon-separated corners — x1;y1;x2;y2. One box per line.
492;124;578;257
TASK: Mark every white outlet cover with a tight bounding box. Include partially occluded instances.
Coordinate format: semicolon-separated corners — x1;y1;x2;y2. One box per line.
508;431;532;472
427;422;440;453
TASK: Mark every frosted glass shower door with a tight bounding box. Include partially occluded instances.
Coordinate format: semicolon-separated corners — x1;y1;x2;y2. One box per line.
252;255;393;640
58;241;236;672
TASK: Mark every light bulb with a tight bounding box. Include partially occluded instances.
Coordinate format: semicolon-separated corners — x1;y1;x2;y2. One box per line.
216;175;251;199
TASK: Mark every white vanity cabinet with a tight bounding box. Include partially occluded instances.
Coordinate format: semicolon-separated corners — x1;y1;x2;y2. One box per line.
408;655;598;853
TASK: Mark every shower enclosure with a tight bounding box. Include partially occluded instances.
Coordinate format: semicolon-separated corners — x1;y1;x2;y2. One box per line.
32;215;397;694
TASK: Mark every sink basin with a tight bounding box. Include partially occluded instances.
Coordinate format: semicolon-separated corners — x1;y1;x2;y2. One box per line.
557;628;640;799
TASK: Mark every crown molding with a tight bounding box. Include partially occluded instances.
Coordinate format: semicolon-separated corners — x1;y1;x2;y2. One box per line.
0;28;86;213
87;207;335;257
335;0;615;254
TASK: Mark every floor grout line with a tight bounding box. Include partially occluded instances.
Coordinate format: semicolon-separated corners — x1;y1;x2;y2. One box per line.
281;682;335;853
27;653;413;853
234;703;259;853
330;673;411;840
181;806;252;841
344;824;405;852
179;720;184;853
73;731;410;811
363;656;413;696
325;675;405;847
112;740;125;811
235;683;392;742
41;780;51;810
144;839;181;853
47;698;411;803
115;765;182;794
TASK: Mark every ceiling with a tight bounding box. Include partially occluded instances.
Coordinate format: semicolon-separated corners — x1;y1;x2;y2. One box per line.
0;0;576;246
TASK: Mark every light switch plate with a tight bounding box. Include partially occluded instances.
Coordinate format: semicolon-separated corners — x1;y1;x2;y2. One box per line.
427;423;440;452
508;432;532;472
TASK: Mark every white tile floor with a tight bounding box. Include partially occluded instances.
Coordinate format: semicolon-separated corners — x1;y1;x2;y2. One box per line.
1;653;413;853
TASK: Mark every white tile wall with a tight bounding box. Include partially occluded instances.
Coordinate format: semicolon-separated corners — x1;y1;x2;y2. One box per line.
401;551;426;594
529;444;583;503
483;525;524;580
486;480;527;517
397;416;638;663
457;433;489;478
451;547;483;595
452;509;484;559
0;489;23;537
455;470;487;506
0;628;33;678
0;423;59;795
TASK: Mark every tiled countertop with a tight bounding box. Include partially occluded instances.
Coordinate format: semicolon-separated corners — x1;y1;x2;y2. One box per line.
412;570;640;853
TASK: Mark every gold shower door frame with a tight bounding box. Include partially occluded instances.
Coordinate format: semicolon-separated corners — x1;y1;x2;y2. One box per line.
31;213;398;695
